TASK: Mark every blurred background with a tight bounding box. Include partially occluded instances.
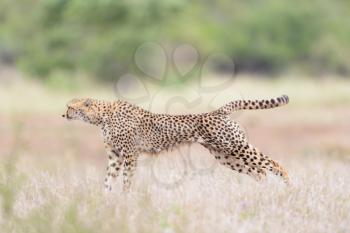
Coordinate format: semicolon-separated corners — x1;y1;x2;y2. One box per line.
1;0;349;157
0;1;350;232
1;0;350;81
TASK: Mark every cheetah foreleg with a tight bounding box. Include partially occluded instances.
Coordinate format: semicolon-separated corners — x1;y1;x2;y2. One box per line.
104;146;123;192
122;156;138;192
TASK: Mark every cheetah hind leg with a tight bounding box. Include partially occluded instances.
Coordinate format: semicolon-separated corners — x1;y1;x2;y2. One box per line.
226;159;267;182
266;158;290;185
212;151;267;182
242;144;290;184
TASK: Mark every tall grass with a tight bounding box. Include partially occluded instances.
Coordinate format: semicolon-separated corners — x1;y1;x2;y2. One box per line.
1;152;349;233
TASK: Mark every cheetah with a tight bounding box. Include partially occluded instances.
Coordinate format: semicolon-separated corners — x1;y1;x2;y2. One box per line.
63;95;290;191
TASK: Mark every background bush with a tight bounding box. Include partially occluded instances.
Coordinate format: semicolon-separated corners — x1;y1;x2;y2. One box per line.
0;0;349;81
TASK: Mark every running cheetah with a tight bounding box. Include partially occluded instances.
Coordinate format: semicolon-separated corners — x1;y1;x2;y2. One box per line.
63;95;290;191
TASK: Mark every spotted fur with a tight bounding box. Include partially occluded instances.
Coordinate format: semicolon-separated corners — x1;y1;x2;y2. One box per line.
63;95;290;191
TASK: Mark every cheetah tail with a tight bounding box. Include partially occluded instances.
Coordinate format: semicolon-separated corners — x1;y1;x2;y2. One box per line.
213;95;289;115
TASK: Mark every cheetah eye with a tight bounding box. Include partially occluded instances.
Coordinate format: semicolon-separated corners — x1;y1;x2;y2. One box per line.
84;100;92;107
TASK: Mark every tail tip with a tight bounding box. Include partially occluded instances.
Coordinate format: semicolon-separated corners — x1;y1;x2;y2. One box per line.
282;95;289;104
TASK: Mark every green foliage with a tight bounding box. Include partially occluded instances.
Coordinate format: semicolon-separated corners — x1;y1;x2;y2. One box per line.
185;0;350;74
0;0;349;80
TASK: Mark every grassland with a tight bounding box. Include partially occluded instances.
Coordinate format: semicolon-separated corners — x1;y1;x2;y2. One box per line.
1;73;350;233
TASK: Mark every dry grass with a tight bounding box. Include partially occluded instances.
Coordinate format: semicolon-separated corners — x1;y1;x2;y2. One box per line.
1;152;349;233
1;74;350;233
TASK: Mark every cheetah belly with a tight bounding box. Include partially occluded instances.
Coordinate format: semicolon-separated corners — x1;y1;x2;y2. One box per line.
139;124;197;154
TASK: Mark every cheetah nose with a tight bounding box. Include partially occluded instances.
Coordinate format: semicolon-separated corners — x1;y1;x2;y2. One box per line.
62;114;66;118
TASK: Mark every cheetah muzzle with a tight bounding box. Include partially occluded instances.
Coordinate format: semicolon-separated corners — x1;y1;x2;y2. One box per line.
63;95;290;192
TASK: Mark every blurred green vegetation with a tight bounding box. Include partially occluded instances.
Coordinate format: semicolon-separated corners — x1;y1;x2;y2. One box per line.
0;0;349;81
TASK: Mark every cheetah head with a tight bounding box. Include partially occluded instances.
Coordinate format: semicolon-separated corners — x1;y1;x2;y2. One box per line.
62;98;104;125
